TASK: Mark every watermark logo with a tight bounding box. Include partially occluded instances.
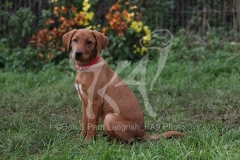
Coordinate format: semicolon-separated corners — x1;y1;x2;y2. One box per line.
50;122;186;132
70;29;173;118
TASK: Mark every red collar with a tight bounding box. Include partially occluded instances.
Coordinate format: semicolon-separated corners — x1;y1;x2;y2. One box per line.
76;56;101;72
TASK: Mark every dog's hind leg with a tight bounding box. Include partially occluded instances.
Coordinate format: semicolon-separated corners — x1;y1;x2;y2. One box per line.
103;113;145;142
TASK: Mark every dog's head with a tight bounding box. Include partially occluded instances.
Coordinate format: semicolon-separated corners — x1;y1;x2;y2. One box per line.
62;29;109;66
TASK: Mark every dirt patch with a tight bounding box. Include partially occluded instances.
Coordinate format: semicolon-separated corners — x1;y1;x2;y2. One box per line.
189;107;240;127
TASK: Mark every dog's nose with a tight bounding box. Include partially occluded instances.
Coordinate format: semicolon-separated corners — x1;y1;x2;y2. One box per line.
75;50;83;58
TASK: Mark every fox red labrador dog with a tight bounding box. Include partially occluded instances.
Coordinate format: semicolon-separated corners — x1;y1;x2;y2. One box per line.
62;29;184;142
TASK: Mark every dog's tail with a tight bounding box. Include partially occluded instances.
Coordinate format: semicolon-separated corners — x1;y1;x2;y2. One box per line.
142;131;185;140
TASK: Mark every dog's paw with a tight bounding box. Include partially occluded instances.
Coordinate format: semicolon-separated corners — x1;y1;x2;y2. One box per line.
84;136;92;142
84;133;97;142
75;135;84;142
80;130;86;137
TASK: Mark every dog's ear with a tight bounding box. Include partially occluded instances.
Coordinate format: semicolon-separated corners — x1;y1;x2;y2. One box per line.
62;29;77;51
92;30;109;52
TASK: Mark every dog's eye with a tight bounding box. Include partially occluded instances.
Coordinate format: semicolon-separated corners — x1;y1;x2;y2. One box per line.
73;39;77;42
87;40;92;44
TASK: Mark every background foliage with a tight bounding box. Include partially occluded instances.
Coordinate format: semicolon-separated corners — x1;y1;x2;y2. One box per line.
0;0;239;71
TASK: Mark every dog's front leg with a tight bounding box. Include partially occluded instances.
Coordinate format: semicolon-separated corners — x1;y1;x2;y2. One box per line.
85;119;98;142
84;100;102;142
80;102;87;137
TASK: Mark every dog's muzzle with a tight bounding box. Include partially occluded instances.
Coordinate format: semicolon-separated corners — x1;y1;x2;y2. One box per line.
75;50;83;59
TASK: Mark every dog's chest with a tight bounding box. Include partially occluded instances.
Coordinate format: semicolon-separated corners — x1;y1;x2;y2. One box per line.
75;83;83;100
75;71;94;100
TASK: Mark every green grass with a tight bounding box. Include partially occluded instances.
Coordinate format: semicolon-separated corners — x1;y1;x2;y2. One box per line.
0;51;240;160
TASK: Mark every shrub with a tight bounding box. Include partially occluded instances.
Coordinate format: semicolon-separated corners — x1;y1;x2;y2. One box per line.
7;8;36;48
0;38;10;68
102;0;152;61
30;0;153;63
1;0;238;72
30;0;97;63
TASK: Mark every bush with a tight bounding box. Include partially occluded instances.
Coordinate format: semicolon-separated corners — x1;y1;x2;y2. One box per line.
1;0;239;72
7;8;36;48
141;0;175;29
0;38;10;68
29;0;154;63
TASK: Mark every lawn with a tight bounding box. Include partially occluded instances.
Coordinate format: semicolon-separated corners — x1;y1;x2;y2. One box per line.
0;50;240;159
